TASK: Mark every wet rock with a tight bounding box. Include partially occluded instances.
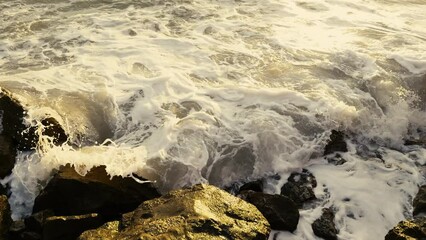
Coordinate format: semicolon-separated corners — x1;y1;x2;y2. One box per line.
0;90;67;151
8;220;26;239
0;195;12;238
312;208;338;240
241;191;299;232
78;221;119;240
0;90;24;178
25;210;55;233
226;174;280;195
80;184;270;240
0;90;67;178
42;214;105;240
32;164;160;218
19;231;41;240
128;29;137;36
0;185;6;196
0;135;16;179
239;179;264;193
404;139;426;147
326;153;347;166
281;169;317;207
225;179;263;195
385;217;426;240
413;185;426;216
324;130;348;155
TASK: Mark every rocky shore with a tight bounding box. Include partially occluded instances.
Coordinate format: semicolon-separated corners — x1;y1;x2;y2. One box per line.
0;90;425;239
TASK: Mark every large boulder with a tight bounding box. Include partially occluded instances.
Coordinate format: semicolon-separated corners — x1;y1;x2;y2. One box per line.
0;195;12;239
385;217;426;240
281;169;317;207
79;184;271;240
240;191;299;232
32;165;160;218
312;208;338;240
413;185;426;216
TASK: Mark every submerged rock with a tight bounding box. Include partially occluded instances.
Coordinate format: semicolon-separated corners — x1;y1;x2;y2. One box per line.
32;165;160;218
324;130;348;155
312;208;338;240
413;185;426;216
0;195;12;238
281;169;317;207
207;145;256;187
240;191;299;232
79;184;270;240
385;217;426;240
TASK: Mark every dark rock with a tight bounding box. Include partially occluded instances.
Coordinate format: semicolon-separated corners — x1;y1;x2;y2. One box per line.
8;220;26;239
0;90;24;178
0;90;26;142
324;130;348;155
128;29;137;36
241;191;299;232
0;195;12;238
9;220;42;240
42;214;105;240
239;179;264;193
0;184;6;196
0;135;16;179
385;217;426;240
225;179;263;195
404;139;426;147
19;231;41;240
80;184;270;240
32;164;160;218
226;174;280;195
413;185;426;216
312;208;338;240
0;90;68;178
25;209;55;233
326;153;347;166
281;169;317;207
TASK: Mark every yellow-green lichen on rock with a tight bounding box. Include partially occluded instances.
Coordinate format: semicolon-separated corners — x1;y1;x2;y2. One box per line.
79;184;270;240
385;217;426;240
79;221;120;240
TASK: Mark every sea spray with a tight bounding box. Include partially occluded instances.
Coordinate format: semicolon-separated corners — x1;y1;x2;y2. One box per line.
0;0;425;239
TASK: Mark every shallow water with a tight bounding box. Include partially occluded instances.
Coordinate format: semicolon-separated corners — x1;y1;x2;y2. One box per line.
0;0;425;239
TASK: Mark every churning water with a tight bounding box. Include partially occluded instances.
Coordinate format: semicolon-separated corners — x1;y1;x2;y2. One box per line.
0;0;426;239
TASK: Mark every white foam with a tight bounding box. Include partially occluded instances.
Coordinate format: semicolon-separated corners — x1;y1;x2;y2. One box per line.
0;0;425;238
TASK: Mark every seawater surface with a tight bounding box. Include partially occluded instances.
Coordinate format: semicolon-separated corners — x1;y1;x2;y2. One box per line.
0;0;426;239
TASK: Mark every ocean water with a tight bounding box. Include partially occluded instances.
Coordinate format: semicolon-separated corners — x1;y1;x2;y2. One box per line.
0;0;425;239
